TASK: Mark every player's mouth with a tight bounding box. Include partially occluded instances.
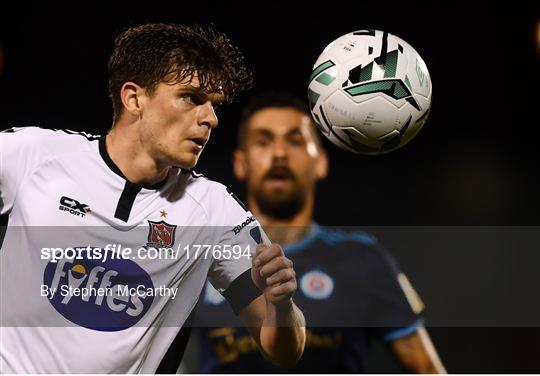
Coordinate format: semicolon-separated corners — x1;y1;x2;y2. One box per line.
188;137;208;151
265;166;295;186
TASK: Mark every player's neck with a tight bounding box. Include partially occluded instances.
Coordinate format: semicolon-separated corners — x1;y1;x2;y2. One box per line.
249;197;314;246
105;126;170;187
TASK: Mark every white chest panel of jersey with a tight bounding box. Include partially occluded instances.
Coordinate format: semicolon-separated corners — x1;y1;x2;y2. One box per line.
0;127;261;373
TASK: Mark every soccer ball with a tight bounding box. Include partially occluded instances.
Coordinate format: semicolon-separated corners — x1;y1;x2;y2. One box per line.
307;30;432;154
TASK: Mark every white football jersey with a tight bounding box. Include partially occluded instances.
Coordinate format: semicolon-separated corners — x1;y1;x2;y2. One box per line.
0;127;264;373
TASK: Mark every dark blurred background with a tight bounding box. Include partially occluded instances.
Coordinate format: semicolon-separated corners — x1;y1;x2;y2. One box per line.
1;0;539;372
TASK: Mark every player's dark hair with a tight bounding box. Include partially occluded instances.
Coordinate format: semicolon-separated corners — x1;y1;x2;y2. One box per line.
108;23;253;123
237;91;322;149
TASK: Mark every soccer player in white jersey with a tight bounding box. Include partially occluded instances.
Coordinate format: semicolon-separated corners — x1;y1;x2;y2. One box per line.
0;23;305;373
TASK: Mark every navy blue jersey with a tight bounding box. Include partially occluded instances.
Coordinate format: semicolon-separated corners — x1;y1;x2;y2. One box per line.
192;224;423;373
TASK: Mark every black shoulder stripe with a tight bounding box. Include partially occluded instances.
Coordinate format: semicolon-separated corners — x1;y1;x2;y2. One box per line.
1;127;101;140
226;187;249;213
0;127;29;133
60;129;101;141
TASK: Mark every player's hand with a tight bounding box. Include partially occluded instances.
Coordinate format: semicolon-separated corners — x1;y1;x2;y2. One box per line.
251;244;297;307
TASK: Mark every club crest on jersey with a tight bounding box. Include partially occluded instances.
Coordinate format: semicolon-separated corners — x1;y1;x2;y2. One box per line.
146;220;177;248
300;270;334;300
43;251;154;331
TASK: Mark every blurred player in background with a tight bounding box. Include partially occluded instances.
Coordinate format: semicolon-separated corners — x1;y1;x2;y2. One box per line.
0;25;305;373
184;92;446;373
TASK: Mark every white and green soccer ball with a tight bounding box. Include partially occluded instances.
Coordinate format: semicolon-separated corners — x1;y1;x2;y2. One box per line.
308;30;432;155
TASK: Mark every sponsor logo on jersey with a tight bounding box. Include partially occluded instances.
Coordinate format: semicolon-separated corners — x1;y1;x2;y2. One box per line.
58;196;91;217
232;216;256;235
206;328;343;363
146;220;177;248
43;252;154;331
300;270;334;300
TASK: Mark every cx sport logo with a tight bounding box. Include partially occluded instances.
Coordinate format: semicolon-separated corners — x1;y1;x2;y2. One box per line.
43;253;154;331
59;196;91;218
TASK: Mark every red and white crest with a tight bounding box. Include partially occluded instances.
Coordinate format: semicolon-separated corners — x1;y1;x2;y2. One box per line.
147;220;177;248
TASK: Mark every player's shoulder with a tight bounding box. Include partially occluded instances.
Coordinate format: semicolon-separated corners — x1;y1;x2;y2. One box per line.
316;226;401;273
180;169;227;199
1;126;100;154
315;226;397;262
180;170;248;220
318;226;379;247
1;126;55;146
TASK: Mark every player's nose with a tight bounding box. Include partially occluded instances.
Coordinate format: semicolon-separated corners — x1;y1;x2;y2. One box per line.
272;138;288;159
198;101;218;129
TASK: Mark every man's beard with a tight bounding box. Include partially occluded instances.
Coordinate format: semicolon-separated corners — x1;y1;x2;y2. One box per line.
252;180;306;220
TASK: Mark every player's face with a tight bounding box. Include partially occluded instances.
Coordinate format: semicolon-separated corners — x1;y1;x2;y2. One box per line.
138;76;223;169
235;107;327;218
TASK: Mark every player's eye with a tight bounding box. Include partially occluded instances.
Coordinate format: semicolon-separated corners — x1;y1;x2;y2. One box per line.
254;138;271;147
180;93;203;105
288;137;305;146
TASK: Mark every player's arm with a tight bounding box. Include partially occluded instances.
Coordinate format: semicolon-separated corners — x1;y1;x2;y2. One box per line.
389;326;446;373
238;244;306;368
0;127;50;216
359;234;445;373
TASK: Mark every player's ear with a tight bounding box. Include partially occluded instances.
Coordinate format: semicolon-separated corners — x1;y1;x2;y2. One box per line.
233;149;247;181
315;149;328;180
120;82;144;117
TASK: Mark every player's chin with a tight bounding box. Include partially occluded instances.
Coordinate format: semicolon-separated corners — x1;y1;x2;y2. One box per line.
174;152;200;170
268;185;299;201
264;178;295;191
264;190;296;206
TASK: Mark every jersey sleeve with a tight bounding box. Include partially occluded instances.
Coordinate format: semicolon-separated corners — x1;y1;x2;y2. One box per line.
0;127;51;215
362;239;424;341
206;185;264;315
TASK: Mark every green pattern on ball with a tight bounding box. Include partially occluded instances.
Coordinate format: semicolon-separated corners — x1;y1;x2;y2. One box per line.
404;75;412;91
383;50;399;78
309;60;335;82
345;79;411;99
315;72;335;86
359;63;373;82
307;88;320;110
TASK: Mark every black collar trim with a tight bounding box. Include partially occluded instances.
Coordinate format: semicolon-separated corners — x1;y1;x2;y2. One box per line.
98;136;169;190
